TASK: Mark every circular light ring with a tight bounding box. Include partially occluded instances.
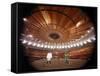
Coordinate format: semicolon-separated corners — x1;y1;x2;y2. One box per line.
21;7;96;51
21;34;96;50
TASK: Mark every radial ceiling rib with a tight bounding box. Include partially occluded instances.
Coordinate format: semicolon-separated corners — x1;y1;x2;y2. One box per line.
22;6;95;47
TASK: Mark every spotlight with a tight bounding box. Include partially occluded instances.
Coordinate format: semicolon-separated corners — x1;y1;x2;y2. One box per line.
53;44;56;49
27;34;33;38
91;27;94;30
83;41;87;44
87;30;90;33
70;44;73;48
47;45;50;49
79;42;84;46
81;35;84;38
76;20;83;27
67;45;71;48
50;45;54;49
91;37;96;41
27;41;32;45
36;43;41;47
73;44;76;47
76;43;80;47
44;44;48;48
87;39;92;43
59;45;62;49
23;18;27;22
61;43;65;48
40;43;44;48
64;45;67;48
22;40;27;44
32;42;37;46
56;45;59;49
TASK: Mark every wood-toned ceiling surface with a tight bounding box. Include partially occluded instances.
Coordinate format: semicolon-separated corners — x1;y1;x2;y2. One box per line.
23;6;94;43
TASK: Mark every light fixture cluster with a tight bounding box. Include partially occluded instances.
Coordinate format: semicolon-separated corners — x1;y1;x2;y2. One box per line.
21;27;96;50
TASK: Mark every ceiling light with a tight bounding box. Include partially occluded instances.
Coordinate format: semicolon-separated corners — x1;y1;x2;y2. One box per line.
76;43;79;47
70;44;73;48
91;37;96;41
40;44;44;48
87;30;90;33
23;18;28;22
32;42;37;46
36;43;41;47
44;44;48;48
79;42;84;46
64;45;67;48
50;45;54;49
87;39;92;43
83;41;87;44
27;41;32;45
73;44;76;47
67;45;71;48
76;20;84;27
27;34;33;38
56;45;59;49
22;40;27;44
